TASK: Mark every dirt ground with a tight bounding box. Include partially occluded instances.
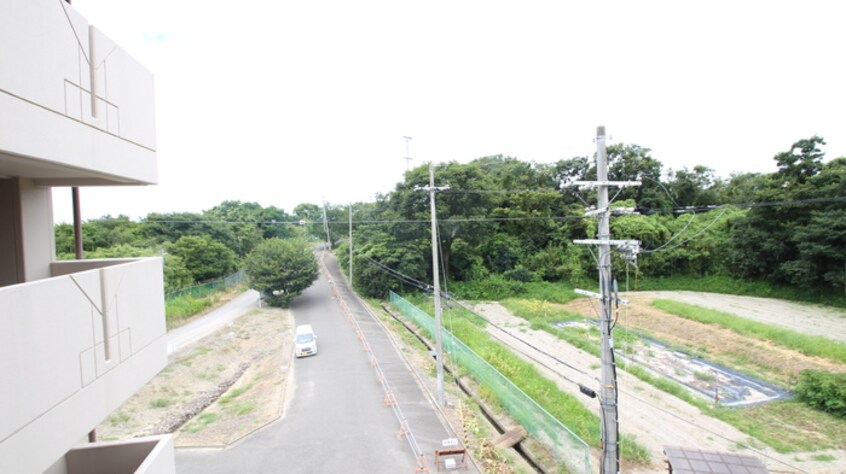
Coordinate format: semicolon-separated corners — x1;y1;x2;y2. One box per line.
96;307;295;447
474;291;846;474
631;291;846;343
98;287;846;473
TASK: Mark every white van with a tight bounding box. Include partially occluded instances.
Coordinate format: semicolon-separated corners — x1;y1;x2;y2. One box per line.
295;324;318;357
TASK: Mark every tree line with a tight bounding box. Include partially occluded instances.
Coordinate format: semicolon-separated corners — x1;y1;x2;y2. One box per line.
58;135;845;303
329;136;845;300
55;201;320;298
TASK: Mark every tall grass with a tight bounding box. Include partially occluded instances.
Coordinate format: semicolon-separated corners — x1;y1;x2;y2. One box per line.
405;295;651;464
165;294;215;328
652;299;846;364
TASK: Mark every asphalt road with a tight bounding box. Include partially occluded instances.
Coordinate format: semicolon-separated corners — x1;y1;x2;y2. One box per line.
166;290;261;355
176;255;444;473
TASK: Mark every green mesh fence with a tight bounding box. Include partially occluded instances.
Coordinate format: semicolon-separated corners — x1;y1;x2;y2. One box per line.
389;292;591;473
166;270;245;301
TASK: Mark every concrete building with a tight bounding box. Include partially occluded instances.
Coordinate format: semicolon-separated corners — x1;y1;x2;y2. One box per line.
0;1;174;472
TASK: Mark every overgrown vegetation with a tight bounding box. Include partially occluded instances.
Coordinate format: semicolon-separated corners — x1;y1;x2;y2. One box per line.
333;137;844;308
795;371;846;418
501;297;846;453
401;295;651;464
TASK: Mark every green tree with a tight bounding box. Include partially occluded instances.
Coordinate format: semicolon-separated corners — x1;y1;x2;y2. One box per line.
166;235;237;283
293;203;325;241
142;211;210;244
245;239;318;307
729;136;845;292
162;254;193;293
204;200;264;257
667;165;723;207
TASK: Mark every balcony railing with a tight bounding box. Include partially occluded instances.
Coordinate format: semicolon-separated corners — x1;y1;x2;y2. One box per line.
0;258;167;474
0;0;157;184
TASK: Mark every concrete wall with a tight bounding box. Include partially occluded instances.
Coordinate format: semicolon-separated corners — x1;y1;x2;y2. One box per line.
17;178;56;281
0;258;167;474
0;0;157;185
0;179;22;286
44;435;175;474
0;178;55;285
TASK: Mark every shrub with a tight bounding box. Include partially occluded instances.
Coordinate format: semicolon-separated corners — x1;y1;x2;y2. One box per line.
451;274;527;300
795;370;846;418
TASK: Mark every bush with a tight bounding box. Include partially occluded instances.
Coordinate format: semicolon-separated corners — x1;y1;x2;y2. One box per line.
450;274;527;300
795;370;846;418
502;265;537;282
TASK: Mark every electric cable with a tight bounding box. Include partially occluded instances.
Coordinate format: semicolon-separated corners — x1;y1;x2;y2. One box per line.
641;208;729;253
359;242;807;473
85;195;846;227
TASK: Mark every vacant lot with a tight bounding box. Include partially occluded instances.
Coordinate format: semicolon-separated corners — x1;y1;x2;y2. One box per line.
97;307;294;446
476;291;846;473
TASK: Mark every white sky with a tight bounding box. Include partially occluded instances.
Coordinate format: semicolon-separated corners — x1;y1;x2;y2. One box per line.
54;0;846;223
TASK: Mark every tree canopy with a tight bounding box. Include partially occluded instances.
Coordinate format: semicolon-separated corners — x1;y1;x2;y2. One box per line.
244;239;318;307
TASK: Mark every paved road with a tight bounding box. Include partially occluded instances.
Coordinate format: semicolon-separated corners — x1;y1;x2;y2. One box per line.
176;253;458;473
166;290;261;355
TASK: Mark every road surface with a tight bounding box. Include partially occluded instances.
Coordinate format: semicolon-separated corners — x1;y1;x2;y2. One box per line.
176;253;461;473
166;290;260;355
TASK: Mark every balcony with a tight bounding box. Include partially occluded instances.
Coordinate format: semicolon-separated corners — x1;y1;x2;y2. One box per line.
46;435;175;474
0;0;157;186
0;258;167;473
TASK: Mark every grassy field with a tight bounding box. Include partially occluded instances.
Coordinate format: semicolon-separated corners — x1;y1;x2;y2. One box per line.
501;296;846;454
165;285;246;329
399;295;652;465
651;299;846;364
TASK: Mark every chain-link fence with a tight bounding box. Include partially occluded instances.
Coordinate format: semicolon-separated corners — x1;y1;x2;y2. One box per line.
389;291;591;474
165;270;246;301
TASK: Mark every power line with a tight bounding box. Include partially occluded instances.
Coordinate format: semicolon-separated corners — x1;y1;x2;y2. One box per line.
356;235;807;473
642;208;730;253
83;195;846;227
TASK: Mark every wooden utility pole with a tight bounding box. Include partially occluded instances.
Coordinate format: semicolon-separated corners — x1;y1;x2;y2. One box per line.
349;204;353;287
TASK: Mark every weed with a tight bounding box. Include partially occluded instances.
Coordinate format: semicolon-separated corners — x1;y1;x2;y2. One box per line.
108;411;130;426
813;454;835;462
219;383;254;404
149;398;171;409
224;401;254;416
694;371;716;382
184;412;218;433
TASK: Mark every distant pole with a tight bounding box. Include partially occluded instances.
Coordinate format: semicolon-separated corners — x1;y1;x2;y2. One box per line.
348;203;353;287
596;126;619;474
428;162;445;407
322;200;331;249
403;136;413;171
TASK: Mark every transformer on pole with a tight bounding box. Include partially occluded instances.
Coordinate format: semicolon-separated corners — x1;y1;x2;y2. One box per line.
572;126;640;474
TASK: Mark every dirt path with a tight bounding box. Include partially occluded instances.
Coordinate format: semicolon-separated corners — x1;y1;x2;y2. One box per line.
632;291;846;343
475;302;846;474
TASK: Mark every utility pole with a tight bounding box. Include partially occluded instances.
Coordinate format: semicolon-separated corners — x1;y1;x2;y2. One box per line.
348;203;353;287
418;162;449;407
322;200;331;249
573;126;640;474
403;136;413;171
